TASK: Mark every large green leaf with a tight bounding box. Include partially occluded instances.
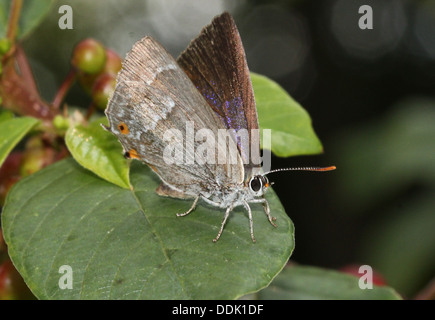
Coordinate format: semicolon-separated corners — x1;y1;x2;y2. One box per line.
65;117;130;189
2;158;294;299
256;265;402;300
0;115;39;168
0;0;54;40
251;73;323;157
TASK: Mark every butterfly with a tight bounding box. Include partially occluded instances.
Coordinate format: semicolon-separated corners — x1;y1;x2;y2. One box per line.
104;12;335;242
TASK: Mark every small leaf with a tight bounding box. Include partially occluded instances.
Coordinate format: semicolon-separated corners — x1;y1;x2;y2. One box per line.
2;158;294;299
0;0;54;40
251;72;323;157
257;265;402;300
65;117;130;189
0;115;39;168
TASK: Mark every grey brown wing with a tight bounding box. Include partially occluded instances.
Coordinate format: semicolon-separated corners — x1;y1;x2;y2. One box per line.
177;12;261;174
104;36;244;196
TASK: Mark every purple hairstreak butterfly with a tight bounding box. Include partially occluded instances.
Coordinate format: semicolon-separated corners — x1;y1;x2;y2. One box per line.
103;12;335;242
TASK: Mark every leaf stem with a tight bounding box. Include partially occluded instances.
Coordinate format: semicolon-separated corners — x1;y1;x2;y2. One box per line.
52;68;77;110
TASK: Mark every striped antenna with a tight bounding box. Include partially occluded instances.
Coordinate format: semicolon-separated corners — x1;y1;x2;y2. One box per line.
262;166;336;176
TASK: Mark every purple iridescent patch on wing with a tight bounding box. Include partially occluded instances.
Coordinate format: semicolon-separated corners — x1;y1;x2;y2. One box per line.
223;97;247;132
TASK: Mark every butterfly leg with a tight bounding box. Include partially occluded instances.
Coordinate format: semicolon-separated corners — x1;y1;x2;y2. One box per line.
213;204;234;243
250;198;277;227
201;196;222;207
242;200;256;243
262;199;277;227
176;196;200;217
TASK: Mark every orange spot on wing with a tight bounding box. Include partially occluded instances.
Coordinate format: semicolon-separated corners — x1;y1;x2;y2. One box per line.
127;149;140;159
118;122;129;134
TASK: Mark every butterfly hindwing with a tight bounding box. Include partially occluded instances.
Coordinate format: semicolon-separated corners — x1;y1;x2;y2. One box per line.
105;36;244;196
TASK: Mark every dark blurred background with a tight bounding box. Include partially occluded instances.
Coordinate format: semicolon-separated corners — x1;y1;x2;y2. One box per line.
22;0;435;298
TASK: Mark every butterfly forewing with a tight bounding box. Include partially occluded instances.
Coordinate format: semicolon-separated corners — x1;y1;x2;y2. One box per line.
177;12;261;174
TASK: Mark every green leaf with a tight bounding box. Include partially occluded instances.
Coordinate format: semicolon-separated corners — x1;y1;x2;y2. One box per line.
2;158;294;299
0;0;54;40
251;73;323;157
65;117;130;189
257;265;402;300
0;115;39;168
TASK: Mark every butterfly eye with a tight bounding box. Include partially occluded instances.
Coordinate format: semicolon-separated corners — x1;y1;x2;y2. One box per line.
249;176;262;193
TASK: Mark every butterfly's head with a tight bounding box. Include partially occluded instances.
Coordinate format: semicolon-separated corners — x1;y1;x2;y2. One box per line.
248;175;272;197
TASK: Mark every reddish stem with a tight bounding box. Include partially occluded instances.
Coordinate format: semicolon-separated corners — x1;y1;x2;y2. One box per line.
52;68;77;110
